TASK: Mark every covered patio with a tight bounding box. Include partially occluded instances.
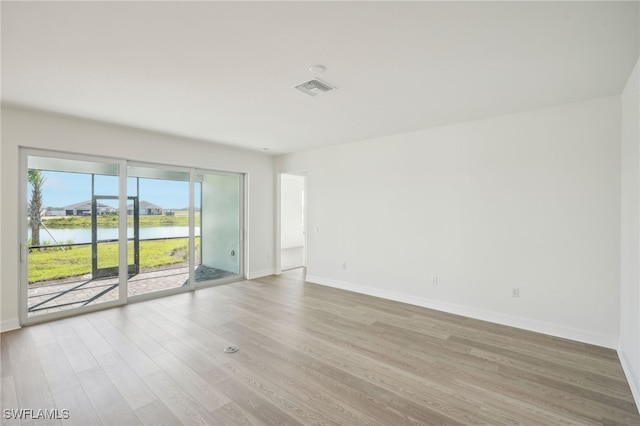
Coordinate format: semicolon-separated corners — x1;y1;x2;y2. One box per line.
27;264;236;317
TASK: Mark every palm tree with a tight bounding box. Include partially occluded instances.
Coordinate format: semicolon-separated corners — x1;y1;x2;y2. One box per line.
28;169;45;248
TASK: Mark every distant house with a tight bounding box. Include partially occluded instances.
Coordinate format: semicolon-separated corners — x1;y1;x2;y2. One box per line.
127;201;163;216
63;200;115;216
140;201;163;215
45;207;65;217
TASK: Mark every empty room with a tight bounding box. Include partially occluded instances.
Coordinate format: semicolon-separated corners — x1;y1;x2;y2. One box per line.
1;1;640;424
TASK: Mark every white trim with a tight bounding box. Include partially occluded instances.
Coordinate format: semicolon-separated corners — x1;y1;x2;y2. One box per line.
306;275;618;349
19;150;28;326
281;174;306;182
275;173;282;275
118;158;128;304
243;172;250;283
1;319;21;333
240;172;246;280
619;342;640;413
247;269;275;280
303;176;307;270
189;168;196;290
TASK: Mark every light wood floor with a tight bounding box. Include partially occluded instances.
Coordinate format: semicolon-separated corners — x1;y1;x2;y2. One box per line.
281;246;304;271
2;269;639;425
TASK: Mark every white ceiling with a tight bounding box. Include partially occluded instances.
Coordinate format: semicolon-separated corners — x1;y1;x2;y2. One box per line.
2;1;639;155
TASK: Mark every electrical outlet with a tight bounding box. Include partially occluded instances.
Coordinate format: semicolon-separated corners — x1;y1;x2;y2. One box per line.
431;275;438;285
512;287;520;298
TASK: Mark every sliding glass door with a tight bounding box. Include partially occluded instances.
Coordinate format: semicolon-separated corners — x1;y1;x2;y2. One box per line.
22;149;244;324
23;153;124;320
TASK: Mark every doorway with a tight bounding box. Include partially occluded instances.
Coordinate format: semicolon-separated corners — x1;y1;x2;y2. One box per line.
280;173;306;271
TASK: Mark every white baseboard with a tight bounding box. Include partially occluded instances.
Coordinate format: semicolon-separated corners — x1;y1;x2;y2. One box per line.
246;269;275;280
619;342;640;413
306;275;618;349
1;318;21;333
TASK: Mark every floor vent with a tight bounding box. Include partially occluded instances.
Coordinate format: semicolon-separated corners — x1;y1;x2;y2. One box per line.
224;345;239;353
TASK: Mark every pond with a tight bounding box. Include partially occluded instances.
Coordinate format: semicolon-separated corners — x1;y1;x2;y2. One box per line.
28;226;201;245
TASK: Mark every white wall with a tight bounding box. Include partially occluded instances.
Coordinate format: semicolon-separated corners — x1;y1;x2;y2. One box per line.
281;174;305;249
276;96;621;348
620;57;640;407
1;106;275;331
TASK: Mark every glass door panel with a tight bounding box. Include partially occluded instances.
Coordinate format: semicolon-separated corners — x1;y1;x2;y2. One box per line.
195;172;242;284
25;155;121;319
127;166;190;298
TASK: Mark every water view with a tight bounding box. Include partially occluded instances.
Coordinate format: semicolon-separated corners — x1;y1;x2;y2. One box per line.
29;226;201;244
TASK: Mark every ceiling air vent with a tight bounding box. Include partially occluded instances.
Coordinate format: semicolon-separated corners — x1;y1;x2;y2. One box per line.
294;78;336;97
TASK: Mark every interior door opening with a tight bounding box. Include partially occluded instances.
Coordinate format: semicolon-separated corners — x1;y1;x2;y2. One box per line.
280;173;306;271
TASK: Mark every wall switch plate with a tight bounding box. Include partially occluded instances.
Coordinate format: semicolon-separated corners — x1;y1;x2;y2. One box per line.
512;288;520;298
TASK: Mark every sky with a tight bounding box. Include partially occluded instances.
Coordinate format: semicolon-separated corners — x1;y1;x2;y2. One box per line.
30;171;197;210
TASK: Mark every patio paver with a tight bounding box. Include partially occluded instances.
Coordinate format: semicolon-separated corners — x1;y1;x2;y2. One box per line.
27;264;236;317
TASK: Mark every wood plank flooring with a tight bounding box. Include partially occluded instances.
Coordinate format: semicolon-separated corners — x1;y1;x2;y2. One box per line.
1;269;639;425
281;247;304;271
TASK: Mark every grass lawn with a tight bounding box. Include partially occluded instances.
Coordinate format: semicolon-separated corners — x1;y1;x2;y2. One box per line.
28;237;199;283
